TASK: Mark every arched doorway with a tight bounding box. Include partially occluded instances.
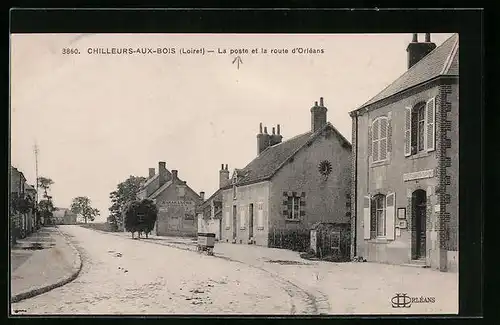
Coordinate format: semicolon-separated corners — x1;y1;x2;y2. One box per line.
412;189;427;260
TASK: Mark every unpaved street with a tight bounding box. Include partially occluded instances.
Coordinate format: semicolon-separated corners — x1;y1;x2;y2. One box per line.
11;225;312;315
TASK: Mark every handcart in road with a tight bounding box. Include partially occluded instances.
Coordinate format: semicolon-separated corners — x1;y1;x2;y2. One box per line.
197;232;215;256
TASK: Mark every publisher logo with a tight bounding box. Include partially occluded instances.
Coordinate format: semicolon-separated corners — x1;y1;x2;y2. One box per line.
391;293;436;308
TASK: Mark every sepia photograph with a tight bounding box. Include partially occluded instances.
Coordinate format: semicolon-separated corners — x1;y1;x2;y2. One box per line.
10;29;461;315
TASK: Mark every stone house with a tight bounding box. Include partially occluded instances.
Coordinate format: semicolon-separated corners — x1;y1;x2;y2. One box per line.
53;208;77;225
10;166;36;239
221;97;352;250
349;33;459;272
137;161;203;237
196;165;228;240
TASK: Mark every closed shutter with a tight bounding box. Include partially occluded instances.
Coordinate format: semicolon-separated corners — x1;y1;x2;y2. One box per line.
363;195;371;239
426;97;436;152
257;203;264;229
367;124;372;161
387;112;393;155
380;118;388;160
225;210;230;229
404;107;412;156
372;119;380;162
240;206;246;229
386;192;396;240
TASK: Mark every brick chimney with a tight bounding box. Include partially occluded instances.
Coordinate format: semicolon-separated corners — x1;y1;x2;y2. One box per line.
148;168;155;179
200;191;205;201
158;161;167;186
269;124;283;146
311;97;328;132
219;164;230;188
171;170;178;184
257;123;271;155
406;33;436;69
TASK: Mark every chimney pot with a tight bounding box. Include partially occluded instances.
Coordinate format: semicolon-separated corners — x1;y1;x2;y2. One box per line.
277;124;281;135
259;123;263;133
148;168;155;178
320;97;324;107
264;126;268;134
425;33;431;42
412;33;418;42
225;164;228;170
314;101;318;106
221;164;224;170
200;191;205;201
272;127;275;135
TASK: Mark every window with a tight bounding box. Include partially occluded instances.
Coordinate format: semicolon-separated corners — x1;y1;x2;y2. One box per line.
287;196;300;220
405;98;436;156
371;117;388;163
371;194;386;238
411;103;426;154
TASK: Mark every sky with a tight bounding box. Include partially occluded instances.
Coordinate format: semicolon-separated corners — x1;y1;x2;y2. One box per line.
10;33;454;222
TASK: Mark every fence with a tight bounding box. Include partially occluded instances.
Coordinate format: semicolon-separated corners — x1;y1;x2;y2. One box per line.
312;223;351;261
268;228;310;252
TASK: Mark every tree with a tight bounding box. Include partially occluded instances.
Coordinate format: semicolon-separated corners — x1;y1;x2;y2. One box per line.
70;196;100;224
123;199;158;239
37;177;54;199
39;199;56;224
108;176;146;230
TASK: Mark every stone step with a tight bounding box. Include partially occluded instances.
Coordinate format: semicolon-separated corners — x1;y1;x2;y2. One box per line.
402;259;429;268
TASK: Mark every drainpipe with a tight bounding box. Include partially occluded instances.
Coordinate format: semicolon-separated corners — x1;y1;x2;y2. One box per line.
353;113;358;258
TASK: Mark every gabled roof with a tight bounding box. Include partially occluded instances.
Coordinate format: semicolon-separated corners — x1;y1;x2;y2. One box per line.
224;122;351;189
200;188;223;208
148;179;201;201
354;33;459;111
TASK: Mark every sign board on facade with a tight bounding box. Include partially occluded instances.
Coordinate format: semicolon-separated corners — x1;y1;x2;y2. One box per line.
397;208;406;220
403;169;435;182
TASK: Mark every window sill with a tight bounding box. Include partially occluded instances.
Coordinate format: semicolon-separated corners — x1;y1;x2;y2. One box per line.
366;237;390;244
370;159;390;168
257;227;265;230
285;219;301;223
240;227;246;230
408;151;433;160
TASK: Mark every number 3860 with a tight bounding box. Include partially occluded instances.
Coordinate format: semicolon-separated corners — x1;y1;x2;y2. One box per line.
62;48;80;55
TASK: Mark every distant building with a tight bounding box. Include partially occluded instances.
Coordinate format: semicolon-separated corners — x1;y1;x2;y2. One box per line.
137;161;203;237
221;97;352;251
197;168;226;240
53;208;77;225
350;33;459;272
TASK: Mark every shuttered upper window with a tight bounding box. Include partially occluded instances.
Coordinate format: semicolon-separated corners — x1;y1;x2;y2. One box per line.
371;117;389;163
405;97;436;157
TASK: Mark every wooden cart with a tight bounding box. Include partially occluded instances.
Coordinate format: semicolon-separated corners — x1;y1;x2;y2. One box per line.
197;232;215;256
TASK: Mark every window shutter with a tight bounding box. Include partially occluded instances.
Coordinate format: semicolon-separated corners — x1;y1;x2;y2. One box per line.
404;107;412;156
426;97;436;152
225;210;230;229
240;206;246;229
363;195;371;239
387;112;393;155
367;124;372;160
385;192;396;240
380;118;388;160
257;203;264;228
372;119;380;162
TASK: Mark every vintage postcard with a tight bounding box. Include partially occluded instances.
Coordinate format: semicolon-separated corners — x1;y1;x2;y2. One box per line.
10;31;459;315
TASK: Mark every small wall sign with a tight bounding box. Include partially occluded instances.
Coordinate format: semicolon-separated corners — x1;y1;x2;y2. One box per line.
397;220;407;229
397;208;406;220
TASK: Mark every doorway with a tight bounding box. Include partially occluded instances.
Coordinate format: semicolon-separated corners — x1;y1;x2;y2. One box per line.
412;189;427;259
232;205;237;240
248;204;254;241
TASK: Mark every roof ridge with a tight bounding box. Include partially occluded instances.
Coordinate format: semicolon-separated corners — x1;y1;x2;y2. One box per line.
355;33;458;111
441;34;459;75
